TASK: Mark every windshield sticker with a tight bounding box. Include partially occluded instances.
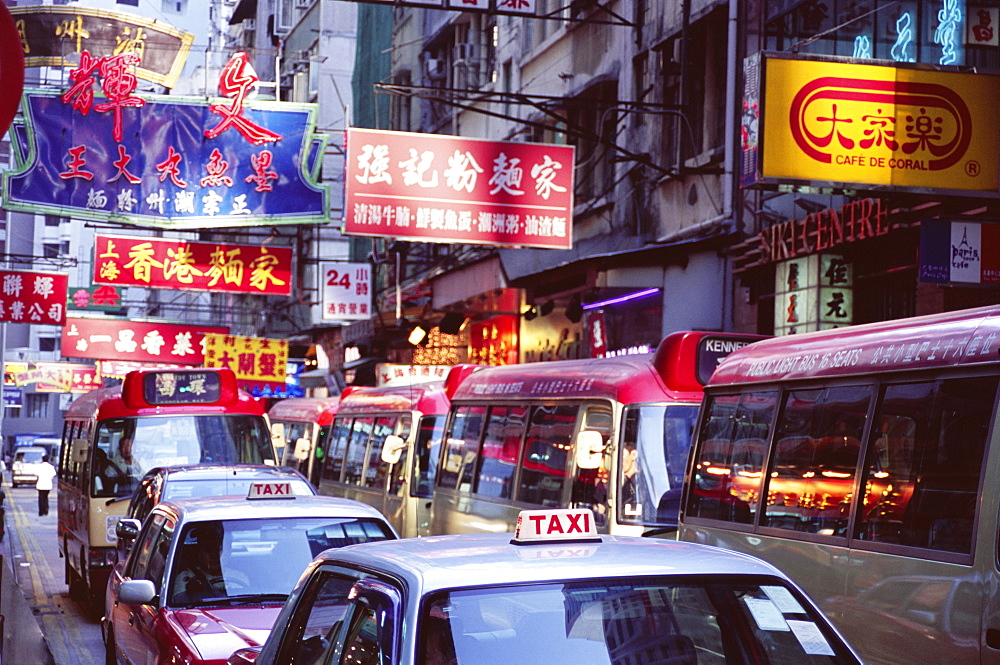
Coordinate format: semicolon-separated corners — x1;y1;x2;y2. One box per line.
762;585;805;614
744;598;789;631
787;621;836;656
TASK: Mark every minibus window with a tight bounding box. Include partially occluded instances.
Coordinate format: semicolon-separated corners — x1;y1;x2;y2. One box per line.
411;415;445;498
517;405;577;506
570;405;613;525
343;418;374;486
687;391;778;524
324;419;352;483
473;406;527;499
439;406;486;492
855;376;995;554
762;385;872;537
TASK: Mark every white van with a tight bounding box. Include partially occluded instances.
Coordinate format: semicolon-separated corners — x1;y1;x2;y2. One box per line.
12;446;47;487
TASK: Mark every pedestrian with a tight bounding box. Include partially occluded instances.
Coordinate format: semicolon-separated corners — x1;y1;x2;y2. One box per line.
35;454;57;517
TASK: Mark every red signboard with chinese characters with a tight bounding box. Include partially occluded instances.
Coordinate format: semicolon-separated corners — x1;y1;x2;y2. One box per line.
93;234;293;296
61;316;228;364
203;333;288;388
0;270;68;325
344;128;575;250
0;2;25;138
468;315;519;366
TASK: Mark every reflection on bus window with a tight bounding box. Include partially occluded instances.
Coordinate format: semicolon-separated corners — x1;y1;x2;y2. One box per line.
91;415;273;498
412;416;445;498
570;406;612;526
855;376;995;554
762;386;872;536
323;420;353;483
474;406;527;500
439;406;486;492
689;392;778;524
343;418;374;486
517;405;577;507
619;404;699;526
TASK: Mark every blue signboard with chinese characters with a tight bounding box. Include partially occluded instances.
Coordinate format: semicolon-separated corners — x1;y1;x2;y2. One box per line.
3;55;328;229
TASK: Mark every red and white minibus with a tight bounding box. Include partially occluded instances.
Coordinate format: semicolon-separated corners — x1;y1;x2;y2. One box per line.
679;305;1000;665
315;379;455;537
431;331;764;536
266;396;340;485
58;367;275;611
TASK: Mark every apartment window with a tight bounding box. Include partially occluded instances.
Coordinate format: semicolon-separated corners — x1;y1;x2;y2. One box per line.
39;338;58;352
117;0;139;5
564;80;617;204
27;394;48;419
657;9;727;169
43;242;69;258
44;215;63;227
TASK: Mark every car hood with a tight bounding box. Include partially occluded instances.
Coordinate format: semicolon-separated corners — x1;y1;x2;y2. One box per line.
165;605;283;662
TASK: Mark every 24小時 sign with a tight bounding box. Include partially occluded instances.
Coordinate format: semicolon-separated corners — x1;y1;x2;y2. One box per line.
320;261;372;322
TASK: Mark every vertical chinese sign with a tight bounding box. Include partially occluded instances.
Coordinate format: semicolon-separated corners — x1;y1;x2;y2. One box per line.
468;316;519;366
203;334;288;393
320;261;372;321
344;128;575;249
774;254;853;336
93;234;293;295
0;270;68;325
4;52;329;229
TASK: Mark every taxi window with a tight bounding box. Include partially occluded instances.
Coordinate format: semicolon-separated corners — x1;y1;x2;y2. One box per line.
419;577;858;665
127;513;165;579
275;571;358;665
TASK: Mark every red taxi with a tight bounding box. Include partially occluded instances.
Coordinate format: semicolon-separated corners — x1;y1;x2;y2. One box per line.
104;481;397;665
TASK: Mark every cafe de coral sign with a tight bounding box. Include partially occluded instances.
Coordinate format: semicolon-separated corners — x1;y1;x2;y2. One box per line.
752;55;1000;195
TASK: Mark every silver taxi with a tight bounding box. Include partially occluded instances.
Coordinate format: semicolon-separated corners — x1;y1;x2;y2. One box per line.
229;508;863;665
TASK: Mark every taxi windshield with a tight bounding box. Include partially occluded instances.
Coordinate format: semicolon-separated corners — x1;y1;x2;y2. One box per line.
419;577;855;665
167;517;393;607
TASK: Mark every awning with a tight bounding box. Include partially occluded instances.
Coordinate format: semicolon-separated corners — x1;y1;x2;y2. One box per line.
229;0;258;25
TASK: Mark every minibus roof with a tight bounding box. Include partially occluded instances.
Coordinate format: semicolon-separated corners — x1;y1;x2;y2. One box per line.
709;305;1000;386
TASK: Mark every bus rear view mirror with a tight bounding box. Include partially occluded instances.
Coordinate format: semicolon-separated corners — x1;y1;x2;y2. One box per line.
72;438;89;464
293;437;311;461
381;435;406;465
271;422;286;448
575;431;604;470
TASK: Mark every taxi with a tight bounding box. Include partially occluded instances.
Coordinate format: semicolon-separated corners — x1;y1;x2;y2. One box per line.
229;508;864;665
104;481;397;665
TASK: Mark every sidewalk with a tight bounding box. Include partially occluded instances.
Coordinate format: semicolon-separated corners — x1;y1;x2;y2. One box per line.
3;484;103;665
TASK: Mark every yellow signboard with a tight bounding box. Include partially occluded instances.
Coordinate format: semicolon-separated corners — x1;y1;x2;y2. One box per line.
760;57;1000;193
202;334;288;384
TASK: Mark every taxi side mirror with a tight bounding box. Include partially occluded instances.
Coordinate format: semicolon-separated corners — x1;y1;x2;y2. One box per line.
574;431;605;470
119;579;156;605
116;518;142;558
72;438;89;464
271;423;287;449
293;437;311;461
380;435;406;465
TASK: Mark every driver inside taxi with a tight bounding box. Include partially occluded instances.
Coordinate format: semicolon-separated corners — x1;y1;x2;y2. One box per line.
171;524;249;604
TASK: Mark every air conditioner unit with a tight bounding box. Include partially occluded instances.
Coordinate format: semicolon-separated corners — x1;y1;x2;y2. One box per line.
244;18;256;31
453;43;475;62
425;57;445;79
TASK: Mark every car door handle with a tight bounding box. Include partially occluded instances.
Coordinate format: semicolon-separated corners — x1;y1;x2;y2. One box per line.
128;613;136;626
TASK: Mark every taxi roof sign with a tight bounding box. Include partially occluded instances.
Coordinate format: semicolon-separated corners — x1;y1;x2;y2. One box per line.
247;481;295;499
512;508;601;544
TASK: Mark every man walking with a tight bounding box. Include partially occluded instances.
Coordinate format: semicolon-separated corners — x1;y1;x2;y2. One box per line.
35;455;57;517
